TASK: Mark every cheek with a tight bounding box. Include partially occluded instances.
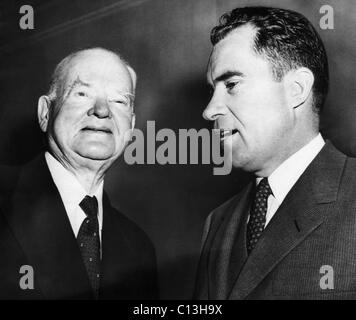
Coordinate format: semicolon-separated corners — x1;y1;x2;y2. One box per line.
112;112;132;138
237;86;289;140
62;103;86;121
245;81;277;105
53;106;83;139
247;82;287;118
229;81;271;120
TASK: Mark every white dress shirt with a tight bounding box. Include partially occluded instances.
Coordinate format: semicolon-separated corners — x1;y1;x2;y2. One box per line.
45;152;103;241
256;133;325;227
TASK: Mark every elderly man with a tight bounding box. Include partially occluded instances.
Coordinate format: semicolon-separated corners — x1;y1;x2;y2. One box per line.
0;48;158;299
195;7;356;299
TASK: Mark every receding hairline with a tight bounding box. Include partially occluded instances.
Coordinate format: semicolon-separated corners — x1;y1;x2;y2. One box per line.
212;23;272;66
207;24;269;80
214;22;257;44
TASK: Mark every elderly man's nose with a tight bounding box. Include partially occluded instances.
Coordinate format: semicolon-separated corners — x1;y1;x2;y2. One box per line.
202;95;227;121
89;99;112;118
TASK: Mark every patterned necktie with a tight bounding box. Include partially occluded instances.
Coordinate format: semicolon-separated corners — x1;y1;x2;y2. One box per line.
246;178;272;254
77;195;100;299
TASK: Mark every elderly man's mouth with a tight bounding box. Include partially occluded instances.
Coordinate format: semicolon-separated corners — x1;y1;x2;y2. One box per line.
220;129;238;140
81;126;112;134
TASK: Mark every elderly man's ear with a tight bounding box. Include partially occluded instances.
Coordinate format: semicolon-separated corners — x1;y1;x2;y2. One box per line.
37;95;51;133
127;65;137;93
127;65;136;134
131;112;136;130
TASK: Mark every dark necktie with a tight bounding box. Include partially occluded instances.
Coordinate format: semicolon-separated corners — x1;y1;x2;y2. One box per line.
77;195;100;299
246;178;272;254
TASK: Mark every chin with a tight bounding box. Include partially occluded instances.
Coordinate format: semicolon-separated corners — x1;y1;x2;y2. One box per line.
231;151;251;170
76;145;115;161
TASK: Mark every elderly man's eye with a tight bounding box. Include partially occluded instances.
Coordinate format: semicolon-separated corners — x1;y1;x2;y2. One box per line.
76;91;88;97
114;99;126;104
110;97;130;107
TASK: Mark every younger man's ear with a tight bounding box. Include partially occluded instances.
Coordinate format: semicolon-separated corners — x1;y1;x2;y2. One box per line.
37;95;51;133
286;67;315;109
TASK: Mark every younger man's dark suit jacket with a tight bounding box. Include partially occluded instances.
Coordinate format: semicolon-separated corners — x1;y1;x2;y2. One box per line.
0;155;158;299
195;141;356;299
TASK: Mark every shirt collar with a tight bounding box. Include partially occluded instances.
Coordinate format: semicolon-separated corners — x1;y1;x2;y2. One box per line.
44;151;103;221
256;133;325;205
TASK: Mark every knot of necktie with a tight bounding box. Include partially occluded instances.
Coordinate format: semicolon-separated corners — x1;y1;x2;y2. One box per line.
255;177;273;199
79;195;98;218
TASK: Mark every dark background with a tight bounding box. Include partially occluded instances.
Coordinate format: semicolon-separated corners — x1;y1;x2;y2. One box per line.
0;0;355;299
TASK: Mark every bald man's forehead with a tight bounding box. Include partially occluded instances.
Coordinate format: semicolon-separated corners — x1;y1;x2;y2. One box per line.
62;52;134;94
69;51;130;76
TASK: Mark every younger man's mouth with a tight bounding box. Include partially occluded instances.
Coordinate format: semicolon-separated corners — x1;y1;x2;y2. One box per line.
220;129;238;140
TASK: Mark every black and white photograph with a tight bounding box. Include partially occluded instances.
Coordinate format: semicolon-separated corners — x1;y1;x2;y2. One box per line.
0;0;356;309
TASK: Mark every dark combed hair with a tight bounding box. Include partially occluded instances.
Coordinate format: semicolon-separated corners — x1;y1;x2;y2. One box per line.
211;6;329;114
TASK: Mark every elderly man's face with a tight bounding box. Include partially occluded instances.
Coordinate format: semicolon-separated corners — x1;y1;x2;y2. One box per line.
46;51;135;168
203;25;294;175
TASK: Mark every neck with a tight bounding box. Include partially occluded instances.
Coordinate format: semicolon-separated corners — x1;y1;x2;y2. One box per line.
256;130;319;178
70;166;104;195
48;150;108;195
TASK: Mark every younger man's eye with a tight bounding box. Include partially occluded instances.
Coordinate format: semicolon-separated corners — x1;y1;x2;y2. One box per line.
226;81;239;91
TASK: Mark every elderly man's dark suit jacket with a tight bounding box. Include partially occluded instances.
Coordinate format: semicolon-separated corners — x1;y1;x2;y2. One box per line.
0;154;158;300
195;141;356;299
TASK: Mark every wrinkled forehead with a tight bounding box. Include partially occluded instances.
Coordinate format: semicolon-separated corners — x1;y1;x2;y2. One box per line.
63;51;134;93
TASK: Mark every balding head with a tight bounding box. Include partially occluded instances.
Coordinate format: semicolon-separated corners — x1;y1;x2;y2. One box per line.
47;47;137;107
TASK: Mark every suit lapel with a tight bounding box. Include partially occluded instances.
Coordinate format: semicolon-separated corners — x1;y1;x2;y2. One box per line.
99;193;122;298
99;193;138;299
3;155;93;299
209;182;253;299
228;141;346;299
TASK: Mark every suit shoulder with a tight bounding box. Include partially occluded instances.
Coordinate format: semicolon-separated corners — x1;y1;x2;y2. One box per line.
345;154;356;169
339;154;356;190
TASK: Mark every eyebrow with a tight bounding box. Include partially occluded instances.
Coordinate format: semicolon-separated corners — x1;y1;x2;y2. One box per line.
68;77;90;91
114;91;135;98
67;77;134;96
63;77;90;98
208;70;245;87
62;76;135;102
214;71;244;84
